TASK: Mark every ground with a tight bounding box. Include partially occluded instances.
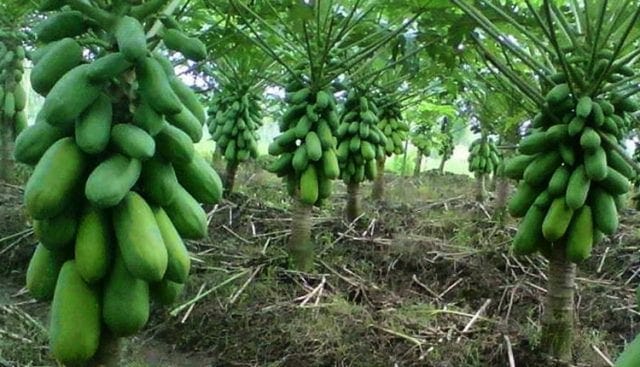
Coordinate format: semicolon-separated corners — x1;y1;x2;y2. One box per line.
1;162;639;367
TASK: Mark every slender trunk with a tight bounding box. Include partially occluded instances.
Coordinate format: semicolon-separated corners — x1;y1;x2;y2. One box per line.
224;160;238;196
0;115;15;183
371;157;385;201
345;182;361;222
475;174;486;203
494;176;510;216
541;249;576;363
401;138;410;175
88;331;120;367
288;197;313;271
438;156;446;174
413;152;423;177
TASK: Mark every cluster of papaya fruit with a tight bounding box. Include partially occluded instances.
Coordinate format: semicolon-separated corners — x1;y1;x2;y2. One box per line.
375;94;408;156
267;73;340;206
336;88;387;184
468;138;501;175
505;76;637;262
438;133;454;161
208;83;261;162
0;32;27;134
412;134;432;157
17;1;219;364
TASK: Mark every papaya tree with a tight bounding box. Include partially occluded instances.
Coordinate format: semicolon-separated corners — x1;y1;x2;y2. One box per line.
0;6;30;182
436;117;454;174
467;135;500;203
226;0;419;270
17;0;221;364
411;125;433;177
207;57;266;195
455;0;640;362
336;85;388;222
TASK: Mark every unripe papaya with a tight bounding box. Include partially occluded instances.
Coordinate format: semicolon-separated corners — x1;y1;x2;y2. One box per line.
565;205;593;263
173;153;223;204
299;165;319;205
113;192;168;282
153;207;190;283
137;57;182;115
151;279;184;305
542;197;574;241
49;261;100;365
86;154;142;208
114;16;147;62
111;124;156;160
24;138;87;219
164;185;208;239
30;38;83;95
26;244;65;301
512;205;546;255
75;94;112;154
75;206;112;284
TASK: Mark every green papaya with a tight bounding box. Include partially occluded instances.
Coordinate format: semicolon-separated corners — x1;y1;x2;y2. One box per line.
163;185;207;239
548;165;571;196
299;165;319;205
87;52;133;83
322;149;340;179
75;206;111;284
173;153;223;204
599;167;630;195
153;207;190;283
584;147;608;181
33;206;77;251
14;119;71;165
590;187;619;235
150;279;184;305
35;11;88;43
161;29;207;61
566;165;591;210
113;192;168;282
133;99;166;136
85;154;142;208
40;64;101;126
139;157;180;206
615;334;640;367
24;138;87;219
111;124;156;160
166;107;203;143
30;38;83;95
136;57;182;115
169;77;206;124
305;132;322;161
565;205;593;263
155;124;195;164
26;244;65;301
518;132;550;155
103;254;150;336
508;181;540;218
75;94;112;154
512;205;546;255
503;155;535;179
542;197;574;241
114;16;147;61
49;261;100;365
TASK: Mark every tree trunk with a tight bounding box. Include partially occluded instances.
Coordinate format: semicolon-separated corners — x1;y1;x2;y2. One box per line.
371;156;385;201
88;331;120;367
224;160;238;196
413;152;423;177
541;249;576;363
401;137;410;175
0;115;15;183
438;156;446;175
345;182;361;222
288;197;313;271
494;176;510;217
475;174;486;203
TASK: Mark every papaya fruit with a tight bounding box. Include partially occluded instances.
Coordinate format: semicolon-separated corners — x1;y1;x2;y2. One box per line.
169;77;206;124
292;145;309;172
103;254;150;336
153;207;190;283
85;154;142;208
322;149;340;179
161;29;207;61
545;83;570;104
599;167;630;195
75;94;112;154
26;244;65;301
139;157;180;206
133;99;166;136
163;185;207;239
114;16;147;61
40;64;102;126
614;334;640;367
518;132;550;155
155;124;195;164
166;107;203;143
584;147;608;181
305;132;322;161
33;206;77;251
575;96;592;118
173;153;223;204
87;52;133;83
136;57;182;115
30;38;83;95
607;149;635;180
24;138;87;219
565;205;593;263
151;279;185;305
14;119;70;165
590;186;619;235
49;261;100;365
112;192;168;282
548;165;571;196
503;155;535;179
542;197;574;241
75;206;112;284
299;165;319;205
111;123;156;160
523;150;561;187
35;11;88;43
512;205;546;255
566;165;591;210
